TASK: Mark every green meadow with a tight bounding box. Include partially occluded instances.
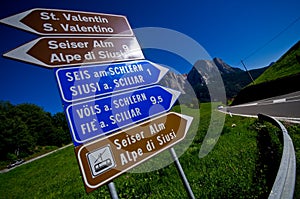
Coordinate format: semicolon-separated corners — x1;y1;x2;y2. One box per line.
1;103;299;198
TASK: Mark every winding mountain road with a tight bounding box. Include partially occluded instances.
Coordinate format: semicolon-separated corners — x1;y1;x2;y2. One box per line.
220;91;300;123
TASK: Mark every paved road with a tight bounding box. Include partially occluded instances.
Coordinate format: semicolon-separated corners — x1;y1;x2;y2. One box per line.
220;91;300;123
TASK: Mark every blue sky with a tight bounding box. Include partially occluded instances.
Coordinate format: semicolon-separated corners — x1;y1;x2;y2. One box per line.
0;0;300;114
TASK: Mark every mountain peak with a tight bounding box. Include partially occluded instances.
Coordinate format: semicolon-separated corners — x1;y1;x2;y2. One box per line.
159;57;267;103
213;57;243;74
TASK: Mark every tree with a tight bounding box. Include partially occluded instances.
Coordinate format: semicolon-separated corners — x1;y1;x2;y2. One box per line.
0;101;71;161
0;101;35;160
51;112;71;145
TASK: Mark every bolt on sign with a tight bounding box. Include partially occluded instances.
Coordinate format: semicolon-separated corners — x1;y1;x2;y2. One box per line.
0;8;133;36
75;112;193;193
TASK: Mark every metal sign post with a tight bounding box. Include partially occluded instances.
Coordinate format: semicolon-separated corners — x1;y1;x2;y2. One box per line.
108;182;119;199
1;8;196;198
169;147;195;199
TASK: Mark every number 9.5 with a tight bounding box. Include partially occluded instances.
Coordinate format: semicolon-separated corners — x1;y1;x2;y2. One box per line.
150;96;163;104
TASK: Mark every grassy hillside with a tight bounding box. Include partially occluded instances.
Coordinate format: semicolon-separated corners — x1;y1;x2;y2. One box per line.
231;40;300;105
1;103;299;198
254;40;300;84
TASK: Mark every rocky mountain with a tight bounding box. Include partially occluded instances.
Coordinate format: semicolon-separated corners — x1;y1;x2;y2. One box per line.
159;71;187;94
159;71;199;108
213;57;243;74
214;58;268;99
159;57;268;104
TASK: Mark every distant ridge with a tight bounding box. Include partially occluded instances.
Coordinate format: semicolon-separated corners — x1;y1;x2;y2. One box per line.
254;40;300;84
232;40;300;105
213;57;243;74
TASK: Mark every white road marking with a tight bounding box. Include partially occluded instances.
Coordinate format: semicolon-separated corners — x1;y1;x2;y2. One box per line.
273;98;286;103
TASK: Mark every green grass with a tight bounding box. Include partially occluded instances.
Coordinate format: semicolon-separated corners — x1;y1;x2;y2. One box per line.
1;103;298;198
285;123;300;199
0;146;88;198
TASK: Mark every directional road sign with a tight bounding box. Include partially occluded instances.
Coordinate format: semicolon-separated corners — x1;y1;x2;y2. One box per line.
55;60;169;103
75;112;193;193
3;37;144;68
0;8;133;36
66;85;181;146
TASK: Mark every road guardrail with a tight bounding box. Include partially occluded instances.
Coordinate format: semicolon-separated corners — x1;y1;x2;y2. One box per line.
258;114;296;199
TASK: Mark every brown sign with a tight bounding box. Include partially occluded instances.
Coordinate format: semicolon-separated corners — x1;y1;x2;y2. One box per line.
3;37;144;68
0;8;133;36
75;112;193;193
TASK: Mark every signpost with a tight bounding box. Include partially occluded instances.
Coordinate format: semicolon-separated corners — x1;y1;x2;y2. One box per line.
66;85;181;146
4;37;144;68
75;112;193;193
0;8;133;36
55;60;169;103
1;8;195;198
